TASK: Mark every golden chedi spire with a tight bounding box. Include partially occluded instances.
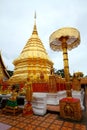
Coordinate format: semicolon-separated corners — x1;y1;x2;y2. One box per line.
9;14;53;84
32;12;38;35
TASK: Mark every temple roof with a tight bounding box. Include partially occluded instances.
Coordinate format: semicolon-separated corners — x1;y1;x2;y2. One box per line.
81;77;87;84
0;51;10;80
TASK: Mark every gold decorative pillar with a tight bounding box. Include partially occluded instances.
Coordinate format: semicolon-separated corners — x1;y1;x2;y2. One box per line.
49;27;82;120
60;36;72;97
49;27;80;97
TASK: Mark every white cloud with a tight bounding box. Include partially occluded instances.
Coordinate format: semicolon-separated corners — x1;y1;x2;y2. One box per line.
0;0;87;76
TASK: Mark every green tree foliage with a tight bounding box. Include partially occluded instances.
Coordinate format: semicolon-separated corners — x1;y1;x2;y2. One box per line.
55;69;65;78
7;70;13;76
54;69;72;78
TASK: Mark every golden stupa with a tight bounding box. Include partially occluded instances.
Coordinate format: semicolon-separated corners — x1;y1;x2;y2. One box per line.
9;14;53;84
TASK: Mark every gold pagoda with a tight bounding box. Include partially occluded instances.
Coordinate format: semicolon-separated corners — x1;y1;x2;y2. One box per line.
9;15;53;84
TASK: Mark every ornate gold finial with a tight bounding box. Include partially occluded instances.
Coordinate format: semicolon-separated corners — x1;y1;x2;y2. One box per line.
32;11;38;35
34;11;36;19
34;11;36;25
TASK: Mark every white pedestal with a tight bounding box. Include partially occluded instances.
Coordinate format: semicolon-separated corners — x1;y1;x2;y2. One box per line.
47;93;59;105
72;90;85;110
32;93;47;115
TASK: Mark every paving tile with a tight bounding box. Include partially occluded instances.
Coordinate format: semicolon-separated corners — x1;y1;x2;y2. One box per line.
23;118;33;123
39;121;50;128
44;118;54;123
9;127;20;130
31;120;41;126
8;120;18;126
24;124;36;130
34;127;47;130
37;116;46;120
63;121;74;128
74;124;87;130
53;120;63;125
2;118;11;124
49;124;61;130
61;126;73;130
15;122;27;129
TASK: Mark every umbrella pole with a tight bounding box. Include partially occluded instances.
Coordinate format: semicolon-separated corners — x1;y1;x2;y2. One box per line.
61;37;72;97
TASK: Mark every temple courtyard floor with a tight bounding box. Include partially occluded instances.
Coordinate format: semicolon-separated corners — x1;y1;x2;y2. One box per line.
0;109;87;130
0;93;87;130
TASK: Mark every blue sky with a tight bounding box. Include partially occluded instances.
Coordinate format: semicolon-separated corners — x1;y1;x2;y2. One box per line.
0;0;87;76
